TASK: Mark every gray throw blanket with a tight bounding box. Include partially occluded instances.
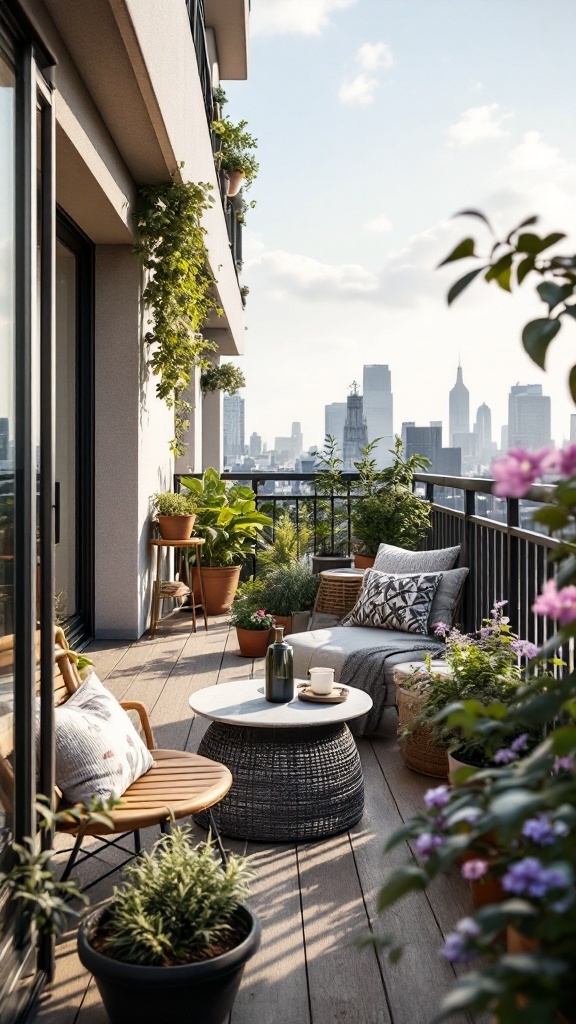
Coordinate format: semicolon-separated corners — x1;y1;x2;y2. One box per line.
339;640;445;736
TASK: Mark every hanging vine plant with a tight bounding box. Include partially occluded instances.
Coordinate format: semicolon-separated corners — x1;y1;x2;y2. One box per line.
133;177;221;456
200;363;246;395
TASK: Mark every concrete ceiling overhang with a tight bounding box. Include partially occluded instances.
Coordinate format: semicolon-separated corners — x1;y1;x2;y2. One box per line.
205;0;249;80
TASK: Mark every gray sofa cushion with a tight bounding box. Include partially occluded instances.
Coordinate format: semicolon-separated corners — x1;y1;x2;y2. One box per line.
287;625;445;712
374;542;460;573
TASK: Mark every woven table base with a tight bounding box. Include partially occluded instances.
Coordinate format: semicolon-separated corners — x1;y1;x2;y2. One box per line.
196;722;365;842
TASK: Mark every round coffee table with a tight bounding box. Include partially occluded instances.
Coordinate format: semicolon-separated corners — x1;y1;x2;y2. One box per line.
189;679;373;842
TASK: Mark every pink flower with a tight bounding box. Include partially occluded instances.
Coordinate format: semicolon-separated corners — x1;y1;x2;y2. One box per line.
491;448;557;498
559;443;576;477
533;578;576;626
461;859;489;881
256;609;266;617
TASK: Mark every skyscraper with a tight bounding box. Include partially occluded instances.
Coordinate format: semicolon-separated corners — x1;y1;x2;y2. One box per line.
449;364;470;446
249;432;262;457
325;402;347;454
508;385;551;449
362;364;394;468
403;423;462;476
342;383;368;470
223;394;245;464
473;403;492;464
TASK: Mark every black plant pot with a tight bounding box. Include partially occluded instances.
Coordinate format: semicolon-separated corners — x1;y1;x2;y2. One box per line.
77;902;261;1024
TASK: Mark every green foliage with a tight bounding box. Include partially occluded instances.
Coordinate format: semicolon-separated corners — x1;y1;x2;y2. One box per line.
379;436;431;490
152;491;198;517
259;562;320;616
313;435;346;496
229;602;274;630
212;117;259;188
440;211;576;397
200;363;246;395
180;468;272;567
351;490;431;555
97;827;253;967
257;508;312;573
311;436;349;555
134;178;221;456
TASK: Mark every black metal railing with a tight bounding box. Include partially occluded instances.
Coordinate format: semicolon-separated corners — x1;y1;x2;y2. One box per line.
175;471;561;648
186;0;213;126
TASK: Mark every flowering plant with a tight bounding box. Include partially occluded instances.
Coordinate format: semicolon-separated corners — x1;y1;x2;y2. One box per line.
229;601;274;631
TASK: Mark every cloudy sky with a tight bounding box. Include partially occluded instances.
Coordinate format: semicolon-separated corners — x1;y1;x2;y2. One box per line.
223;0;576;454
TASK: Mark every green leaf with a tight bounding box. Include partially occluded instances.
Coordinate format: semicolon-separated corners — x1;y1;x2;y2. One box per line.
447;266;488;305
531;505;569;531
453;209;494;232
563;304;576;319
516;231;566;255
522;317;561;368
507;215;538;242
536;281;574;311
437;238;476;267
517;255;535;285
485;253;513;290
570;365;576;404
376;865;428;911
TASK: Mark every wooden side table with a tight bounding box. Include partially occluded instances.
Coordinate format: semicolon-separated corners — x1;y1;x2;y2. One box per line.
150;538;208;638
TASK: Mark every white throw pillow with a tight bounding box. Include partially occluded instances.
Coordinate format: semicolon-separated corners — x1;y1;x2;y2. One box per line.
55;672;154;805
344;569;443;635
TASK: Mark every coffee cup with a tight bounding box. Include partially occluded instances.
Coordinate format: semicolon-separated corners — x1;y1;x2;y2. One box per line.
308;667;335;695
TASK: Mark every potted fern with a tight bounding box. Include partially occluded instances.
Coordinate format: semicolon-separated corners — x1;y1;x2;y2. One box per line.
77;827;259;1024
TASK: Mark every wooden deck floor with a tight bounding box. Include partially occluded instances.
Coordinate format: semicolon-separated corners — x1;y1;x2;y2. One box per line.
37;613;472;1024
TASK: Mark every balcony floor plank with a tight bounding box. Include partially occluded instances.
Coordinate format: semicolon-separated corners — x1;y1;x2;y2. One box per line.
37;615;472;1024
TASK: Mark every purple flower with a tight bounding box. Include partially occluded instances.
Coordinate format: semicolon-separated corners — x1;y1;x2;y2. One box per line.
424;785;451;809
479;626;495;638
522;815;569;846
434;621;449;636
533;579;576;627
416;833;443;859
461;859;489;881
491;448;557;498
502;857;569;898
494;747;519;765
510;734;529;754
554;755;575;773
510;639;539;659
440;918;480;963
491;600;508;613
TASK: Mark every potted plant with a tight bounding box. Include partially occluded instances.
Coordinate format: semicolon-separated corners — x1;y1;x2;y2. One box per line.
77;826;260;1024
179;469;272;614
257;508;312;574
259;562;320;636
311;436;353;573
230;601;274;658
152;490;198;541
200;363;246;397
351;438;431;568
211;116;258;198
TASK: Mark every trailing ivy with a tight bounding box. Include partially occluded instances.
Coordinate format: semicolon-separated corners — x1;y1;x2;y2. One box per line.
200;363;246;395
133;178;221;456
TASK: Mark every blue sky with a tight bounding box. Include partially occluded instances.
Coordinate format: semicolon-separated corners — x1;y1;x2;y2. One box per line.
225;0;576;452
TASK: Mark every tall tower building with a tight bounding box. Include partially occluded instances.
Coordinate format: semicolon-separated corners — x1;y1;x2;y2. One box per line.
449;364;470;446
223;394;245;464
473;403;492;463
324;402;347;455
362;364;394;468
249;432;262;457
342;383;368;470
508;385;551;450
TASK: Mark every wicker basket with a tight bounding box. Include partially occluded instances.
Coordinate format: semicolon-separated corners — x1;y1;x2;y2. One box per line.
314;571;363;619
396;686;448;779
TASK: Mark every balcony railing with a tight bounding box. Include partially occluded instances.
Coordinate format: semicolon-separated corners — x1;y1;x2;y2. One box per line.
175;471;561;651
186;0;213;126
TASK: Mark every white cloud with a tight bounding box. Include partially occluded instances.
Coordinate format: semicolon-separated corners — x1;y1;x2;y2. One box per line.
357;42;394;71
338;73;379;106
447;104;511;147
250;0;356;37
363;216;393;234
487;131;576;237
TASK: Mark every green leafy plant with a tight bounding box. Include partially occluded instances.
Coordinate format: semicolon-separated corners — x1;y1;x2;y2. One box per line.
212;117;259;190
200;363;246;396
351;439;431;555
259;562;319;616
180;468;272;567
312;435;349;555
353;438;386;497
229;603;274;630
152;491;198;517
96;827;253;967
134;178;221;456
257;508;312;573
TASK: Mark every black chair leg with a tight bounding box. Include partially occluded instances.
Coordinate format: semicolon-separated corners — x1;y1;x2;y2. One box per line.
160;818;172;835
208;808;228;868
60;830;84;882
134;829;141;854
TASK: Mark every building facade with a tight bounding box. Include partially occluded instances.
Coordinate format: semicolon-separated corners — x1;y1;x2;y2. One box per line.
403;423;462;476
449;364;470;446
342;385;368;470
223;394;245;464
362;363;394;468
325;402;347;455
0;0;249;1016
507;384;552;450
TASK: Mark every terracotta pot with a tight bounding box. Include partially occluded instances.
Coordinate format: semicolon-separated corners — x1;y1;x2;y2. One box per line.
506;926;538;955
470;874;504;909
271;614;292;636
156;514;196;541
201;566;242;615
235;627;272;658
226;170;244;197
353;554;375;570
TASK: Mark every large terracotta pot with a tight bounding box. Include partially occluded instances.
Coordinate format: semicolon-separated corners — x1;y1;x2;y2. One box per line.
201;566;241;615
156;514;196;541
235;627;272;658
353;554;375;570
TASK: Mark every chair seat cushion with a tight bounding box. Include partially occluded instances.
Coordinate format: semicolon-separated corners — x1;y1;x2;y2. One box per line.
288;626;445;710
54;672;154;805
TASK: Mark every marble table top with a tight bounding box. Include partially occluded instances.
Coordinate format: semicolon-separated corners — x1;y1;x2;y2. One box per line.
189;678;373;729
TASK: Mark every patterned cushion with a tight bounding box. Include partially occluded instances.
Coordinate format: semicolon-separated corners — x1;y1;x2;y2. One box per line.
374;542;460;573
344;569;443;635
392;567;469;631
55;672;154;805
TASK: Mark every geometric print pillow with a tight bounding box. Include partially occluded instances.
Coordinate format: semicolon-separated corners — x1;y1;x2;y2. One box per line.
344;569;443;635
54;672;154;806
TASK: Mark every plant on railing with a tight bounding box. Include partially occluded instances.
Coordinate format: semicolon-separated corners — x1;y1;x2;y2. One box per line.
200;363;246;396
351;438;431;556
311;435;349;556
370;215;576;1024
212;117;259;192
134;177;221;456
